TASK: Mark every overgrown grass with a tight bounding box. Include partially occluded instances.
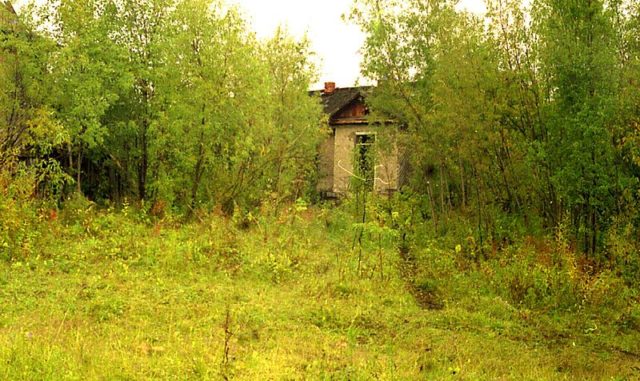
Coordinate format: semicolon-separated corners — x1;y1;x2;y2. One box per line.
0;196;639;380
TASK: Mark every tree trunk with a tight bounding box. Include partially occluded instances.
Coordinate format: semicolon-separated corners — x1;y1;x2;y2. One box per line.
191;133;206;213
439;161;447;218
459;156;466;210
427;180;438;233
76;147;82;194
138;118;148;201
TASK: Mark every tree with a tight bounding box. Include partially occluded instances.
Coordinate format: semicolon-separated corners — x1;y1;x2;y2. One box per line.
41;0;130;194
8;0;323;214
534;0;622;254
1;1;71;197
352;0;640;255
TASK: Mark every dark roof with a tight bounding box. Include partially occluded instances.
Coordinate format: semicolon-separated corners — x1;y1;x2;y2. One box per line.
311;86;371;118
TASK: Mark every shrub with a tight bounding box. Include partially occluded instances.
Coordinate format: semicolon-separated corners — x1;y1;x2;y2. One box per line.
0;169;41;261
618;303;640;332
605;220;640;286
492;248;581;311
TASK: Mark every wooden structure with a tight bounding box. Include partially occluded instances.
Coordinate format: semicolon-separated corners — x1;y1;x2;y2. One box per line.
315;82;400;198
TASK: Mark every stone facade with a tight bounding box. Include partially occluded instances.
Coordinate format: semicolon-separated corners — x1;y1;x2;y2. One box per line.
317;131;335;193
331;124;399;195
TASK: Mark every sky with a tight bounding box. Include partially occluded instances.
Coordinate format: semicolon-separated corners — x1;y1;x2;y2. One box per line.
228;0;487;89
13;0;488;89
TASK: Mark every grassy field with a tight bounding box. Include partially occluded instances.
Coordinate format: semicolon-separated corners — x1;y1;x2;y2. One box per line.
1;204;639;380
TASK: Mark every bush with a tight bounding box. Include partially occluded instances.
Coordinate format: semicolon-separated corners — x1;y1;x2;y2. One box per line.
488;246;581;311
0;170;41;261
618;304;640;332
605;220;640;286
579;270;630;312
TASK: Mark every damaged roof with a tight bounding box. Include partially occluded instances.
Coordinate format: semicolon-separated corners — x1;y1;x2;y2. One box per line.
312;86;371;118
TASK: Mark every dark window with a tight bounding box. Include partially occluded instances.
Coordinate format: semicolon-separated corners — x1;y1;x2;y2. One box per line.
355;134;376;189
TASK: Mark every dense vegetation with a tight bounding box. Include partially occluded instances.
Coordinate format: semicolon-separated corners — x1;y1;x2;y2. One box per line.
1;0;322;214
1;0;640;379
351;0;640;265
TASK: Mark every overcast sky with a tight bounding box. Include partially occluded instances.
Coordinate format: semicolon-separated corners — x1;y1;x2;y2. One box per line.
14;0;487;89
228;0;487;89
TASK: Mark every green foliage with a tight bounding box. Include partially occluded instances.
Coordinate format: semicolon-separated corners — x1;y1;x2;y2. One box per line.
2;0;322;214
350;0;640;265
0;167;50;262
0;5;71;197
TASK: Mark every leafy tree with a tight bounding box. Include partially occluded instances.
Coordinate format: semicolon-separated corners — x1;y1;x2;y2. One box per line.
258;29;324;204
40;0;131;194
1;1;70;197
534;0;623;254
352;0;640;256
110;0;173;201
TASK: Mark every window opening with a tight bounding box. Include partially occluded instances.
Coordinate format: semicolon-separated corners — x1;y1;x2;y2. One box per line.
355;133;376;190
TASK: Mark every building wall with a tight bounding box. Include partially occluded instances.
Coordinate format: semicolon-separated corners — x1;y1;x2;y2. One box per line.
317;131;335;193
332;124;399;195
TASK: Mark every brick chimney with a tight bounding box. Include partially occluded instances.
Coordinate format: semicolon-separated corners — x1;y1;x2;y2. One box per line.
324;82;336;95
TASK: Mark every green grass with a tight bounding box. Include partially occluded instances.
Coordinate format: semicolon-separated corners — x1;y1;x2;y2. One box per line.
0;207;639;380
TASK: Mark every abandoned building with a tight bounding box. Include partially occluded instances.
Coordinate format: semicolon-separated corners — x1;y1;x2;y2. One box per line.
315;82;400;198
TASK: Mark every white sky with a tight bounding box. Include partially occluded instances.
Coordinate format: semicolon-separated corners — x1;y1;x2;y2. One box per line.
13;0;488;89
228;0;487;89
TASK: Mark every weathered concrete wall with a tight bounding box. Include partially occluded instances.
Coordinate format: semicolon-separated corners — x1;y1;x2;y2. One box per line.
332;124;399;195
316;131;335;193
373;132;400;194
